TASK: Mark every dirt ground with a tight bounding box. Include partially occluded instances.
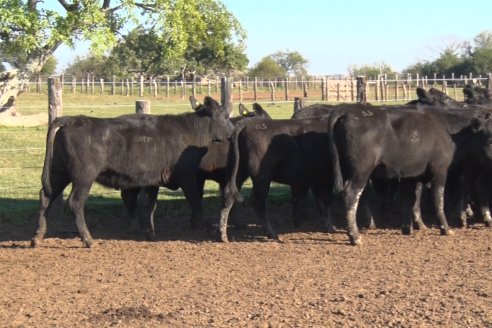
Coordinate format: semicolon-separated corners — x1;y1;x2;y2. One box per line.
1;196;492;328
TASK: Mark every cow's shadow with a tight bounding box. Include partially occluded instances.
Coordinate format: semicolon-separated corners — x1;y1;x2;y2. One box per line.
0;184;468;245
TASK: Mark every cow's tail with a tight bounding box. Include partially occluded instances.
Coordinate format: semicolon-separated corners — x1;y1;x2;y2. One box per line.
328;110;345;193
225;123;246;203
41;118;66;195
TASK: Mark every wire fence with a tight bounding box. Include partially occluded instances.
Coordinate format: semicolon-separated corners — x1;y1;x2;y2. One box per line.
23;73;492;104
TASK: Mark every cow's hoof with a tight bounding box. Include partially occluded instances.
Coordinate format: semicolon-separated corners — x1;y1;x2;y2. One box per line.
415;222;427;231
323;224;337;233
30;237;41;248
83;238;95;248
349;235;362;246
484;219;492;228
401;225;412;236
440;228;454;236
145;232;156;242
219;234;229;243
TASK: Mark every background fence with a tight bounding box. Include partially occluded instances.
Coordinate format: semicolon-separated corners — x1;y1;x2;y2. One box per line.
25;73;492;104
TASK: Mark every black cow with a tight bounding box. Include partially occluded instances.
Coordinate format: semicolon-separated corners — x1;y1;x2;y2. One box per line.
32;96;234;248
291;103;369;119
218;118;334;242
463;85;492;105
328;104;492;245
121;101;272;239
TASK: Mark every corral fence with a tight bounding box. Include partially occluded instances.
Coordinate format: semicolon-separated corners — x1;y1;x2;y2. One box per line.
25;73;492;104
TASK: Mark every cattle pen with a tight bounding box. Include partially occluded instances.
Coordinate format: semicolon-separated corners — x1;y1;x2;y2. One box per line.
1;77;492;327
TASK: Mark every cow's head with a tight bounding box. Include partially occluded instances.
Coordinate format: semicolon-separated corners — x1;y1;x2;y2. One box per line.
238;103;272;119
414;87;463;109
469;113;492;165
196;96;235;142
464;85;491;105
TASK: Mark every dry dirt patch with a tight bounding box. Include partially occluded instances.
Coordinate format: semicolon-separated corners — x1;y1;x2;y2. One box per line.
0;222;491;327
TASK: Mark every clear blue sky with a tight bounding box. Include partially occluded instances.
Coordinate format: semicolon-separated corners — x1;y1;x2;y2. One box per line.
55;0;492;75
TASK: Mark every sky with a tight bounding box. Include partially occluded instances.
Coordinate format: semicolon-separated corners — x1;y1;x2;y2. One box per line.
54;0;492;75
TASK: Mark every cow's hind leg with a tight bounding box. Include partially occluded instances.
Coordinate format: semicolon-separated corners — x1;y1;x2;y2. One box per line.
411;182;427;230
433;184;453;236
312;186;336;233
218;184;236;242
31;177;69;247
343;180;365;245
68;184;94;248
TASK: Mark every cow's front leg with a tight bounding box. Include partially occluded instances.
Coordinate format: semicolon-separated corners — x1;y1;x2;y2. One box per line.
251;178;278;241
181;178;205;230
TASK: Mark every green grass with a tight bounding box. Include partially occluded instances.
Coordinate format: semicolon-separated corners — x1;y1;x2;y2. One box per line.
0;92;297;226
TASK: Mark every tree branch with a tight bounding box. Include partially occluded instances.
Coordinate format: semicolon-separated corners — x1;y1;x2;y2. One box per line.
57;0;79;12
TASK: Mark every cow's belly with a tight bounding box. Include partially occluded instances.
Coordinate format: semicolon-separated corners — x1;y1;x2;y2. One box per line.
95;170;162;189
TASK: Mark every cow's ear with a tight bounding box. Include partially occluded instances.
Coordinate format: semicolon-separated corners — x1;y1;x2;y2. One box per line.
252;103;264;113
203;96;221;111
239;103;251;117
416;87;430;101
189;95;200;110
463;87;474;100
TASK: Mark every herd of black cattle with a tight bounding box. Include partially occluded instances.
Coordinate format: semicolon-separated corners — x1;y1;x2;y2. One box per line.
30;84;492;247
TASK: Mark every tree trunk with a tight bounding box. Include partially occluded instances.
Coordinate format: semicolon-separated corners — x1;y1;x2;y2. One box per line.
0;43;61;111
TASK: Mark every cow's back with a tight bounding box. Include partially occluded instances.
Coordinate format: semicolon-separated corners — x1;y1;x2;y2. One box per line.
54;114;203;189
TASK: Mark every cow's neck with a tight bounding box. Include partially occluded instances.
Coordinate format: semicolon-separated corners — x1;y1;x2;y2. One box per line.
186;115;212;147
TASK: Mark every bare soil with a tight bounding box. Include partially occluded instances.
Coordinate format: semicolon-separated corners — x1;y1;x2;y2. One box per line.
0;112;48;127
1;196;491;328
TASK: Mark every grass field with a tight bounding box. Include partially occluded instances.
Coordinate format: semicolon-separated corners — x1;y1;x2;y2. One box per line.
0;91;298;227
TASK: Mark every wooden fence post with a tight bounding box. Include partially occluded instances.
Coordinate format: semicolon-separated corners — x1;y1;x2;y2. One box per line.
253;77;258;102
270;81;276;101
139;75;144;97
192;76;196;99
221;77;233;114
100;79;104;95
303;82;308;98
71;76;76;94
356;76;366;103
395;74;399;102
180;80;185;100
321;78;326;101
238;80;243;103
284;77;289;101
112;75;116;95
135;100;150;114
48;77;62;125
126;79;130;96
375;74;380;101
37;76;42;93
166;75;170;99
488;73;492;90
